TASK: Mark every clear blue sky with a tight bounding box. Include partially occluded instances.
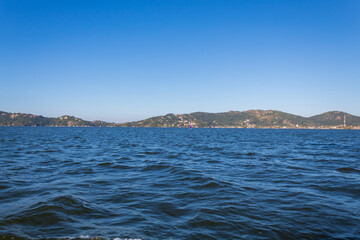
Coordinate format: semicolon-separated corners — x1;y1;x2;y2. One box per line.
1;0;359;122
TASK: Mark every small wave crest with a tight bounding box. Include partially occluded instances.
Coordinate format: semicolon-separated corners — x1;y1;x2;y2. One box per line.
1;195;100;227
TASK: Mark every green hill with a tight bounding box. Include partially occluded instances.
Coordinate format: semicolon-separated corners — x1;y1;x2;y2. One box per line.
178;110;314;128
1;110;360;129
309;111;360;127
119;110;360;129
0;111;114;127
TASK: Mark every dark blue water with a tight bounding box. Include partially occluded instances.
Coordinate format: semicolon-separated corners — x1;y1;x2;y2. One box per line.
0;127;359;240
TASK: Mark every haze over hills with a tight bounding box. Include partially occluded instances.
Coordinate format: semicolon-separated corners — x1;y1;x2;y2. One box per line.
1;110;360;129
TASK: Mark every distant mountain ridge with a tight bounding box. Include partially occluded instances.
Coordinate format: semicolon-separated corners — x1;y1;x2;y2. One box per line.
1;110;359;129
0;111;113;127
119;110;360;129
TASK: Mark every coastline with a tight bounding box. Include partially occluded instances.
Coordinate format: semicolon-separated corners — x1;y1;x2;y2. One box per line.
2;110;360;129
1;125;359;130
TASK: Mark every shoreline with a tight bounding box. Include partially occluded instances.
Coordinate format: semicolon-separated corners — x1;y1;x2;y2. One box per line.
1;126;359;130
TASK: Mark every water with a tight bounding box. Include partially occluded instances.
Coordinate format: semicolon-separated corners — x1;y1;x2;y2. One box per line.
0;127;359;240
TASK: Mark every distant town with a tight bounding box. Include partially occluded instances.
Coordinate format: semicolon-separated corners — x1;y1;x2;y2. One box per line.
1;110;359;129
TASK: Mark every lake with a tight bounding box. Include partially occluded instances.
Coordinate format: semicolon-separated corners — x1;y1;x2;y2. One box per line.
0;127;359;239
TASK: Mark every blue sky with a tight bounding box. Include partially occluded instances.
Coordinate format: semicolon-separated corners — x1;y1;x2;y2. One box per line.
1;0;359;122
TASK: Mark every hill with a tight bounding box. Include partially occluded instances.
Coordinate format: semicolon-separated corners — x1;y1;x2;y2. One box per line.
0;111;114;127
118;110;360;129
1;110;360;129
309;111;360;127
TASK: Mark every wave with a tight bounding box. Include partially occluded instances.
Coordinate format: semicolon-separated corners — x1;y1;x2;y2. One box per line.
140;163;174;172
1;195;99;227
336;167;360;174
0;235;142;240
1;127;360;239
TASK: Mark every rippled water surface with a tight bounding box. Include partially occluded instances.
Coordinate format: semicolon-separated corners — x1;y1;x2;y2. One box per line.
0;127;359;239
